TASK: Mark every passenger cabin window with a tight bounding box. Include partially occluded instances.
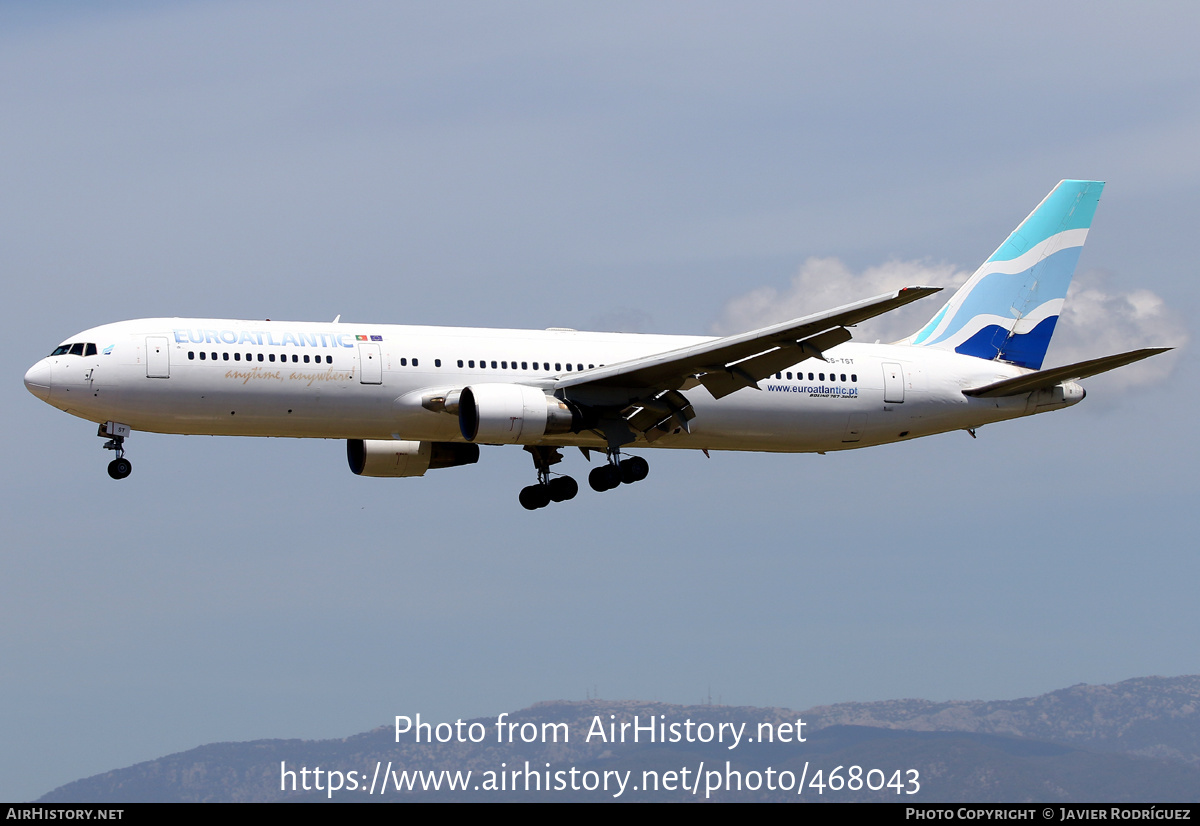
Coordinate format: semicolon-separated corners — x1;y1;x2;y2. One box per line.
184;349;334;364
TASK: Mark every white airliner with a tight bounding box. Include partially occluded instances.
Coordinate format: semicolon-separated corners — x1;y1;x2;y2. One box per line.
25;180;1168;509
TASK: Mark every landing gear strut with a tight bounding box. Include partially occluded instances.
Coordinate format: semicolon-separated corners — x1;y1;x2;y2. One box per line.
519;446;578;510
99;422;132;480
588;450;648;492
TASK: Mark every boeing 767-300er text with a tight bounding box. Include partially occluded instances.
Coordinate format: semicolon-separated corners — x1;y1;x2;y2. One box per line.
25;181;1169;509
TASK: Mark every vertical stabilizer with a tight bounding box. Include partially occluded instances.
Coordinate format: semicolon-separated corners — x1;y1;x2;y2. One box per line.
906;180;1104;369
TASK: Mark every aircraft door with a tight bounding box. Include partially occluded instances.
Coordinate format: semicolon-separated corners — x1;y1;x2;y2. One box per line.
882;362;905;403
359;343;383;385
146;336;170;378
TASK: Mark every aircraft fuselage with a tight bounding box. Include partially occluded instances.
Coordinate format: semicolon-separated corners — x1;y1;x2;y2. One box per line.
25;316;1072;454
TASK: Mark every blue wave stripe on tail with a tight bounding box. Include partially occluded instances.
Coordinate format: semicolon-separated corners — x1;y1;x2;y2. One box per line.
954;316;1059;370
919;245;1082;347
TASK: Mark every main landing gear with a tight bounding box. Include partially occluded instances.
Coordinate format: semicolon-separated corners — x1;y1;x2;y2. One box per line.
519;446;579;510
517;446;650;509
99;421;132;480
587;451;649;492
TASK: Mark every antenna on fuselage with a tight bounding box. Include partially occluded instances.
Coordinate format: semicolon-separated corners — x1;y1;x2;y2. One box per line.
332;314;341;323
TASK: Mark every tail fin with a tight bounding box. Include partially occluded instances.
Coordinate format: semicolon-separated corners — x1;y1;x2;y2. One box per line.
906;180;1104;369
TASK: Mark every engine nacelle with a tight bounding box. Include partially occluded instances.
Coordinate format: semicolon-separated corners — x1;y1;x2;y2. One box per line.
347;439;480;477
458;384;579;444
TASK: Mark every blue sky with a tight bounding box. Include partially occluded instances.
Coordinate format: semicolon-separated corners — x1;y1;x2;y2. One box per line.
3;1;1198;800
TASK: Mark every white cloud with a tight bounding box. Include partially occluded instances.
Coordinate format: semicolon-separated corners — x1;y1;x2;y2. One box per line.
713;257;1186;389
712;256;970;342
1054;275;1187;389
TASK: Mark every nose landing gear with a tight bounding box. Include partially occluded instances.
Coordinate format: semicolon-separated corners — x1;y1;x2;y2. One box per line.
99;422;132;480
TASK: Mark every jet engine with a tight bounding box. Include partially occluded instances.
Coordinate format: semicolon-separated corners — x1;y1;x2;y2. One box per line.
457;384;581;444
347;439;480;477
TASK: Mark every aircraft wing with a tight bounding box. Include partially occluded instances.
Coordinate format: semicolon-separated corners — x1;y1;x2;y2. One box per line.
559;286;940;398
962;347;1172;398
555;286;941;444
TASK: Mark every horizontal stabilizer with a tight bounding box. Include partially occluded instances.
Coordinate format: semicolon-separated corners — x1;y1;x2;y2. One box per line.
963;347;1171;398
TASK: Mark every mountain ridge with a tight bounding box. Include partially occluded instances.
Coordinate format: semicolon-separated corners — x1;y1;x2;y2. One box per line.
39;674;1200;802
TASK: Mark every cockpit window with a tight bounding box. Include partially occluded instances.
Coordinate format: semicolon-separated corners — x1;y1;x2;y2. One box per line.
50;342;99;357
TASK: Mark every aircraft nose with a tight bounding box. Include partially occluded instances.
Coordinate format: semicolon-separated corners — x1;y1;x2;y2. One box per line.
24;360;52;401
